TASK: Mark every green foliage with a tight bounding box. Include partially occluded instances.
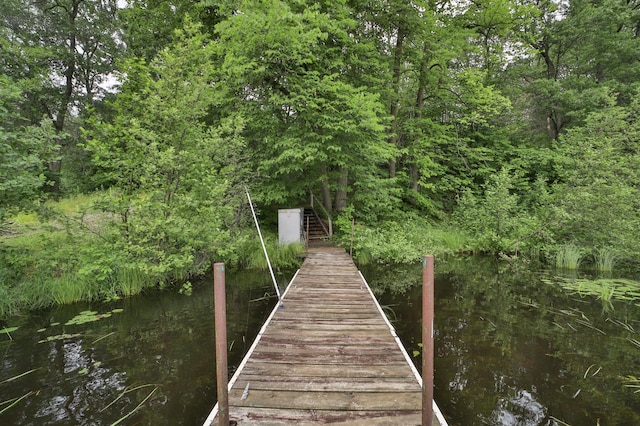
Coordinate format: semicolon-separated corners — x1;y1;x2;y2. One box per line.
551;95;640;260
0;76;60;222
453;167;545;254
113;265;155;298
0;0;123;121
542;277;640;303
235;232;304;270
334;210;471;264
0;282;13;319
85;20;237;283
215;0;392;212
119;0;221;62
2;0;640;317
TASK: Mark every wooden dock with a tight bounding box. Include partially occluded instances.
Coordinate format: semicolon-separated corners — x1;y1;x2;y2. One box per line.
204;245;447;425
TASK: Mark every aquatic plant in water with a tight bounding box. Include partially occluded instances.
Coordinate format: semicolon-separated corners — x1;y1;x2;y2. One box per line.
65;310;112;325
101;383;160;426
0;326;18;341
542;277;640;303
38;333;82;343
116;267;154;297
0;391;35;415
0;368;39;385
623;376;640;393
594;247;617;272
555;244;584;270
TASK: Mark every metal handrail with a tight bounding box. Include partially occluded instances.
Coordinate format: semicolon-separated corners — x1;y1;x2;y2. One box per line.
310;191;333;237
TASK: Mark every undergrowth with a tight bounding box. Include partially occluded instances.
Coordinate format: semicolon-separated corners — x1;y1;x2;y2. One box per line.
0;198;306;318
334;211;472;265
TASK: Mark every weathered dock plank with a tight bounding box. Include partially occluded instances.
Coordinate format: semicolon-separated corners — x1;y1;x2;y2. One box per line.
224;407;423;425
204;245;447;426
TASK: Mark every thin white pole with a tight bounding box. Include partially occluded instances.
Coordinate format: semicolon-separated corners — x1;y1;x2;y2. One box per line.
245;188;281;300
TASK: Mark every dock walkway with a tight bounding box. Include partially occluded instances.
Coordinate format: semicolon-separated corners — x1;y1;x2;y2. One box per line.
204;245;447;425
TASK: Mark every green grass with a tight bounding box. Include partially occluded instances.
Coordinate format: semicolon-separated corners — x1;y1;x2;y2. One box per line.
243;239;304;270
555;244;584;270
49;193;98;214
8;192;102;227
594;248;617;272
116;266;156;297
0;283;14;319
1;194;113;316
50;273;91;305
337;217;473;265
354;248;374;266
599;283;615;302
16;276;56;310
10;211;39;226
434;227;470;253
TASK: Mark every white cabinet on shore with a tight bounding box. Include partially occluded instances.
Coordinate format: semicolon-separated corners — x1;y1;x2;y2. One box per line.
278;208;304;246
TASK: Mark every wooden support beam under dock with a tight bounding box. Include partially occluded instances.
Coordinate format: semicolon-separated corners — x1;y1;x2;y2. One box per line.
204;245;448;425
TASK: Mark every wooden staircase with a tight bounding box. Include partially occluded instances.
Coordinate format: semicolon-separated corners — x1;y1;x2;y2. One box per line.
304;207;330;240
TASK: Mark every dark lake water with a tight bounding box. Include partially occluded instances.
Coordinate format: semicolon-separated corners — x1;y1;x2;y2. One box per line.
1;256;639;425
364;257;640;426
0;268;288;425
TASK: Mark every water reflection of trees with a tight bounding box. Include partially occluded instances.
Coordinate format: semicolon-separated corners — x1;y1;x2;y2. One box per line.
0;268;283;425
363;256;640;426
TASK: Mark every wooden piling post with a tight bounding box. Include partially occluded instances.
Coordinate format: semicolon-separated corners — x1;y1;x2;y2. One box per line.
214;263;229;426
422;255;434;426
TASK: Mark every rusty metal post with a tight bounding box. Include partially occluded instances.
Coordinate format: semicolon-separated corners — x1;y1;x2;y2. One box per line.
306;216;309;256
422;255;434;426
350;218;355;257
214;263;229;426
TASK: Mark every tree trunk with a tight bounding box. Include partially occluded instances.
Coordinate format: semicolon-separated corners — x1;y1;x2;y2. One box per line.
334;168;348;213
388;25;405;178
539;42;561;140
46;159;62;193
320;169;332;213
409;163;419;190
48;0;81;192
407;52;430;205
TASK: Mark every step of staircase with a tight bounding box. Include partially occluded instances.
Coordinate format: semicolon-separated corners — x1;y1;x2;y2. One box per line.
303;208;330;239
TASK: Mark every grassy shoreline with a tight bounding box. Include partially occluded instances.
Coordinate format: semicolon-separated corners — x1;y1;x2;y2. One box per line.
2;195;637;319
0;195;306;319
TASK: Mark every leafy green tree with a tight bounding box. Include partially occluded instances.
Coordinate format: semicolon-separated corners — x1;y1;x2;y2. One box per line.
85;20;236;280
215;0;392;216
0;75;59;223
505;0;640;143
454;167;542;253
0;0;123;191
119;0;223;62
347;0;519;214
551;92;640;256
460;0;535;80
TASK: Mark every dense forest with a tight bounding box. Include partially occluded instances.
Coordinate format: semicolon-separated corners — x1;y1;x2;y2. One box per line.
1;0;639;315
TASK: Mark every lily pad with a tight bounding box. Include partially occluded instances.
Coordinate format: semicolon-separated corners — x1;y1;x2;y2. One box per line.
65;310;113;326
111;308;124;314
38;333;82;343
0;327;18;334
